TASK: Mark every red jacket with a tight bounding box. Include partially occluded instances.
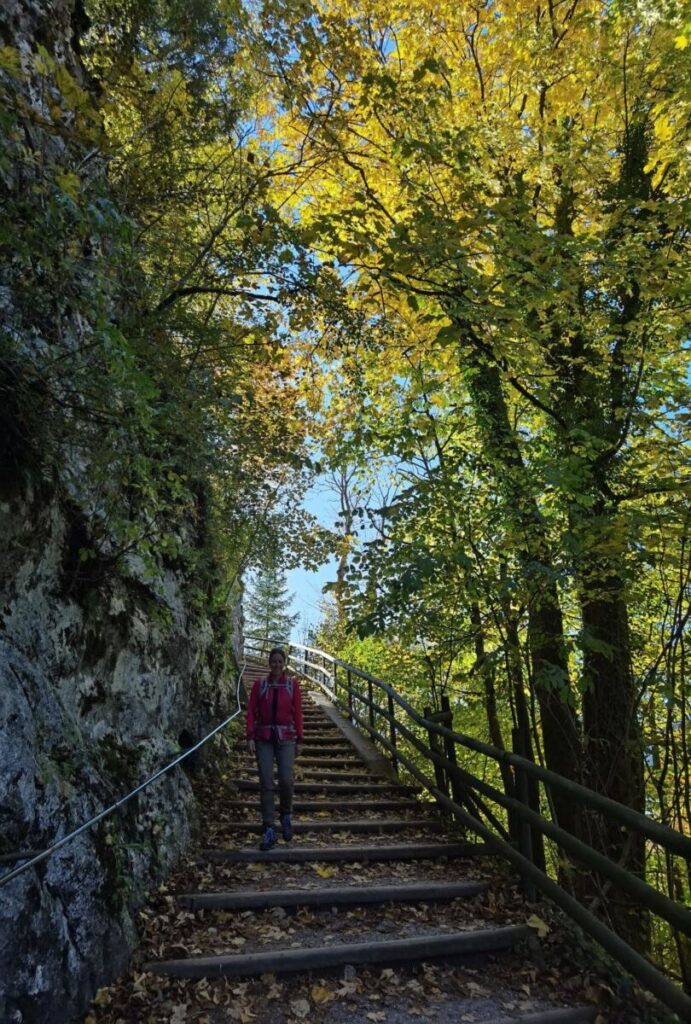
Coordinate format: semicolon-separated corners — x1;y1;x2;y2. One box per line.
246;673;303;743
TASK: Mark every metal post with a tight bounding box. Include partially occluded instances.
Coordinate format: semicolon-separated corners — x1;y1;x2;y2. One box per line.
368;679;374;730
347;668;353;722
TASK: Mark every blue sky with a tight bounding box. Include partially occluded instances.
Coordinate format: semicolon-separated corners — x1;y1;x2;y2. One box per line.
286;477;339;640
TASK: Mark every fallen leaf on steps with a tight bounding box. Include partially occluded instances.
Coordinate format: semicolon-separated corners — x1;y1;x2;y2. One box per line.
289;997;311;1018
311;983;335;1004
526;913;550;938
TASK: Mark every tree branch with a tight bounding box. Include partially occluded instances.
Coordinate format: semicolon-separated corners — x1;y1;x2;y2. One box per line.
154;286;283;313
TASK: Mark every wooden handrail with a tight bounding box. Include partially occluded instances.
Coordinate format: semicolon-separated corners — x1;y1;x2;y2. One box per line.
244;637;691;1021
331;651;691;860
344;692;691;1022
338;675;691;933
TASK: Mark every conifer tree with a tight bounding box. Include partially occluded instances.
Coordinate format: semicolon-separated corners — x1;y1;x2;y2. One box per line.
244;566;299;646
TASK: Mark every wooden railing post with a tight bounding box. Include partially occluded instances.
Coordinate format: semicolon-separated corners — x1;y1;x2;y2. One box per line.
388;691;398;774
425;705;450;799
440;695;464;810
513;727;536;900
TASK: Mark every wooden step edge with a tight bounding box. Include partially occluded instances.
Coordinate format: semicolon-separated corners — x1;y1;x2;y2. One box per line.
295;761;368;769
222;800;424;812
178;879;488;911
296;773;382;782
145;924;530;979
227;819;444;834
484;1010;596;1024
299;738;354;743
236;760;371;772
200;841;487;864
235;749;356;757
237;782;420;794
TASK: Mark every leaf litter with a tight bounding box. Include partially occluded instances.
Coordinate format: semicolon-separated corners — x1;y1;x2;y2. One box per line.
86;703;668;1024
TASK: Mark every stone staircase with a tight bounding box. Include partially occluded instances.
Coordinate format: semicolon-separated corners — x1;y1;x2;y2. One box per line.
137;676;597;1023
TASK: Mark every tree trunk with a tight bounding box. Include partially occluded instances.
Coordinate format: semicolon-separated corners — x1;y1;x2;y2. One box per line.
578;534;647;950
502;598;546;874
469;602;515;800
460;344;583;840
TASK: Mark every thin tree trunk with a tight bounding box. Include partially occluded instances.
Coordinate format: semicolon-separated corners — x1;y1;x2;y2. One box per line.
503;600;546;873
469;602;514;795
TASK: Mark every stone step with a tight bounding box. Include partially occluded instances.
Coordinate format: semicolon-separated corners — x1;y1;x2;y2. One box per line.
232;818;444;835
222;799;424;813
202;841;485;864
237;780;418;795
178;879;487;912
145;924;530;980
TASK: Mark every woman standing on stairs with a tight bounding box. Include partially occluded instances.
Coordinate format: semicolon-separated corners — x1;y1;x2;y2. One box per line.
246;647;303;850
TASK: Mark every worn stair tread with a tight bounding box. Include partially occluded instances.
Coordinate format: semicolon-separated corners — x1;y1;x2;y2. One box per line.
202;841;485;863
485;1011;595;1024
297;769;378;780
228;819;443;835
222;799;424;813
178;879;488;911
293;758;366;768
299;738;352;744
235;744;355;756
145;924;530;979
237;780;419;794
298;747;357;757
237;759;370;772
232;818;444;834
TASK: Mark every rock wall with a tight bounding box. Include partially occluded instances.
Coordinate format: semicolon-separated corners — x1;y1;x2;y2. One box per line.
0;2;243;1021
0;490;241;1024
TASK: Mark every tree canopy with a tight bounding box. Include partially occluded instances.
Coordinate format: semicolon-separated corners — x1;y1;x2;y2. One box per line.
2;0;689;989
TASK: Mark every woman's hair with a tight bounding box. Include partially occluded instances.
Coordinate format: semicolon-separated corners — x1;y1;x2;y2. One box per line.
269;647;286;662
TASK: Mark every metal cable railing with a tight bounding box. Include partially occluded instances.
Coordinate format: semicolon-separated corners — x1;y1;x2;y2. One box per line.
0;652;246;889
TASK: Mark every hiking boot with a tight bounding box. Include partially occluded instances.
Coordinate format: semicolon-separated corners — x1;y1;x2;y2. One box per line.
281;814;293;842
259;825;277;851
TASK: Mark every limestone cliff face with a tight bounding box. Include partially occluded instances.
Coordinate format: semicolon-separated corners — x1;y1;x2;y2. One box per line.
0;3;242;1021
0;485;240;1024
